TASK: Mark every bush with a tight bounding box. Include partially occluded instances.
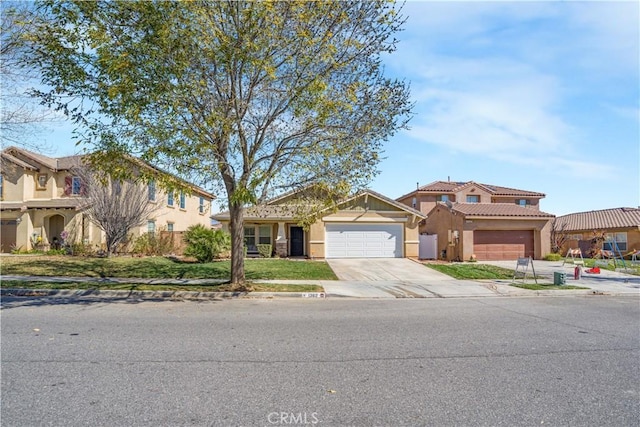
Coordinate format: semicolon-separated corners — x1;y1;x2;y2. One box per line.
543;253;563;261
257;244;272;258
183;225;231;263
45;249;67;256
132;231;174;256
69;242;94;256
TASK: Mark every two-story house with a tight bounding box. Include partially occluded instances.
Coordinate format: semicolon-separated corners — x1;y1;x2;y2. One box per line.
0;146;215;253
397;180;554;261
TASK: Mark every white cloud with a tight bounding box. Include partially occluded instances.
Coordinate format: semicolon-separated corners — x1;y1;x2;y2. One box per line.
385;2;638;179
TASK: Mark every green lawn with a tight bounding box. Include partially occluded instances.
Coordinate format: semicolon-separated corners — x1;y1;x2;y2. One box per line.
510;283;589;291
0;280;324;293
425;263;515;280
0;256;338;280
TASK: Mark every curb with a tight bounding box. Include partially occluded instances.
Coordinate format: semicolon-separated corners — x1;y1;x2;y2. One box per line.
0;288;327;300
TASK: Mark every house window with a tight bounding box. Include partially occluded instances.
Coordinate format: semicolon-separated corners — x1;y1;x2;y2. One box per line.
411;197;417;208
148;180;156;201
258;225;271;245
167;192;174;207
179;192;186;209
466;195;480;203
71;176;82;195
437;195;449;202
603;232;627;252
167;222;174;232
37;173;48;190
0;175;3;200
516;199;530;207
147;220;156;233
244;226;256;247
199;196;205;214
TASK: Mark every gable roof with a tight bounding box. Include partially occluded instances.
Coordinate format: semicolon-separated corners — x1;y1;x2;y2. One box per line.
213;189;427;221
1;146;214;199
398;180;545;200
554;207;640;231
438;202;554;218
1;146;79;171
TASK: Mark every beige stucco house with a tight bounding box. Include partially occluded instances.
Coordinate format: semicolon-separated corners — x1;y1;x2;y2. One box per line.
0;146;215;252
396;180;553;261
554;207;640;257
213;189;426;259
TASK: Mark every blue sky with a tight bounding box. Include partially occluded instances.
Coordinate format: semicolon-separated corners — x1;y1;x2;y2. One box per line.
42;1;639;216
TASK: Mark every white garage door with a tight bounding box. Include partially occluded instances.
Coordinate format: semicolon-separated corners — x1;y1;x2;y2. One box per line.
325;223;403;258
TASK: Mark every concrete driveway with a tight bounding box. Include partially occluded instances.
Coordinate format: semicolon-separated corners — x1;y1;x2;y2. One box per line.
326;258;447;282
324;258;497;298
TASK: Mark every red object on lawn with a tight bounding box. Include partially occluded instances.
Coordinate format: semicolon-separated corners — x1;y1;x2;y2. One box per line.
586;266;601;274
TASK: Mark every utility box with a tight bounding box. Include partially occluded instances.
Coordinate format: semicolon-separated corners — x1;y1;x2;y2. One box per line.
554;272;566;285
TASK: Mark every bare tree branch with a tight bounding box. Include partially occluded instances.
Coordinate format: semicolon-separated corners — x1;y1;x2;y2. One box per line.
71;162;160;256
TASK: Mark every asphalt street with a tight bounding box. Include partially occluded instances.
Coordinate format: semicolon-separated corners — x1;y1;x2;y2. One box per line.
2;296;639;426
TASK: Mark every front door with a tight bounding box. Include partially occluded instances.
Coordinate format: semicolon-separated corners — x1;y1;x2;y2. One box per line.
290;226;304;257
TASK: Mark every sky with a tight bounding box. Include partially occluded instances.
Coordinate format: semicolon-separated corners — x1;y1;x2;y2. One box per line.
38;1;639;216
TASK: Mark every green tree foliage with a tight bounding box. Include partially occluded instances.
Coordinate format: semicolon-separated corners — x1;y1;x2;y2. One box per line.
1;2;58;150
183;225;231;263
27;1;411;288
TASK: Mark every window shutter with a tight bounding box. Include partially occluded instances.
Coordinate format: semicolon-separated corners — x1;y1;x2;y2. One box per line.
64;176;72;196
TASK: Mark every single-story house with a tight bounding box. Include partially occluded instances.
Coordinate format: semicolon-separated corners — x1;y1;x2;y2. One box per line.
554;207;640;257
212;189;426;258
422;202;555;261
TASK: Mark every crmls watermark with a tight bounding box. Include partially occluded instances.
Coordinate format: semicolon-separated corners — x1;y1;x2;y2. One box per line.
267;412;320;425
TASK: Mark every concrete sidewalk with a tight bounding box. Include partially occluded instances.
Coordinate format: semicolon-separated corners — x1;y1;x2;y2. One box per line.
478;260;640;296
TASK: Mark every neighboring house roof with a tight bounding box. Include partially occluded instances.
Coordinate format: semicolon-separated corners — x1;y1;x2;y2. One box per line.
1;146;215;199
213;189;427;221
0;152;39;170
0;199;83;210
438;202;555;218
554;208;640;231
398;180;545;200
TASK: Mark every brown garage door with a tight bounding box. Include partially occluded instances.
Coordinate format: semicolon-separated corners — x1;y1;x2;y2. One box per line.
473;230;534;261
1;220;17;253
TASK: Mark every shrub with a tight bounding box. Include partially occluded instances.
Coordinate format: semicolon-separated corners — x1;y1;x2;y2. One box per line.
543;253;563;261
69;242;93;256
45;249;67;256
132;231;174;256
183;225;231;263
257;244;272;258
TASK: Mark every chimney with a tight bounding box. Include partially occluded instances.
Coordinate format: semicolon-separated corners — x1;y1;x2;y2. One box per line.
448;176;450;182
416;182;419;190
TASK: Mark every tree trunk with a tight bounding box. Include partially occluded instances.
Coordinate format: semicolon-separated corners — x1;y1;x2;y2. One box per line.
228;201;247;289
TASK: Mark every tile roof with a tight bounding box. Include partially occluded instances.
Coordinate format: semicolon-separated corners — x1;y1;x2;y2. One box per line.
213;189;427;220
450;203;555;218
554;208;640;231
399;180;545;199
1;146;214;199
0;199;83;211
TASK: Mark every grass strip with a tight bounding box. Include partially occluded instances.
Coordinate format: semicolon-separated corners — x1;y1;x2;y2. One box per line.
0;280;324;293
510;283;589;291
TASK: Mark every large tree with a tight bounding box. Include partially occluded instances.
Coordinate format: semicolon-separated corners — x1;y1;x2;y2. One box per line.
28;0;411;288
1;2;60;150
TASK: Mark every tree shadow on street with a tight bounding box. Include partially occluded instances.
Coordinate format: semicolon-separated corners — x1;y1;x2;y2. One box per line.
0;294;227;311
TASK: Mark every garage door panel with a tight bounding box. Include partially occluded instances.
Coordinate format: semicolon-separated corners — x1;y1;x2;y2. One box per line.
326;223;402;258
473;230;534;261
